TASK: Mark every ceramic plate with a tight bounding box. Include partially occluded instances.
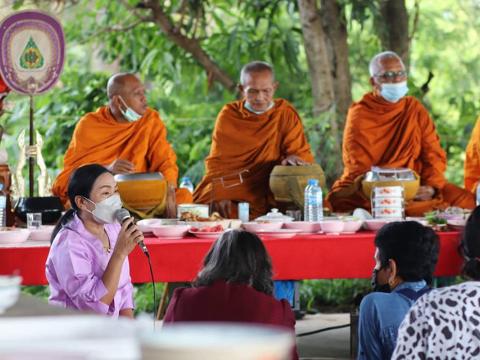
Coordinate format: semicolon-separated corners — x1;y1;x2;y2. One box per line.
255;229;300;239
189;231;224;239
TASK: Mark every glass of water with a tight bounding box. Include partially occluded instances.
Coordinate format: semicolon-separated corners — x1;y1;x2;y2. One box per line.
27;213;42;229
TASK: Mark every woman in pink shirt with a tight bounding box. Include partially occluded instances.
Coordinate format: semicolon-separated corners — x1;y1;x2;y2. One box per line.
46;164;143;318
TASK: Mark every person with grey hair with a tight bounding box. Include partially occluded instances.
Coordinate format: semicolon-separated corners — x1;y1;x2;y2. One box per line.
194;60;314;220
326;51;474;215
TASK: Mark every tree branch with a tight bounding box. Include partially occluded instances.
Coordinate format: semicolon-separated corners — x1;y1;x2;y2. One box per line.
79;19;148;44
408;0;420;43
141;0;236;91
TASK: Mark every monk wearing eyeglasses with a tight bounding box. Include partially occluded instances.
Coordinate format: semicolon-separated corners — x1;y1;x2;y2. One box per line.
193;61;314;219
326;51;474;216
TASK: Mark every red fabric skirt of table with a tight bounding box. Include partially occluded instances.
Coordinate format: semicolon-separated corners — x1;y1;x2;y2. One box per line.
0;231;462;285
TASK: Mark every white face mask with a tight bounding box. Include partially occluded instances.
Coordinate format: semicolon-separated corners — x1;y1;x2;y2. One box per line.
84;193;122;224
119;96;142;122
244;101;274;115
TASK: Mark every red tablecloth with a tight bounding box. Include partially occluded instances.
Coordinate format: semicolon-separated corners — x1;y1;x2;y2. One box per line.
0;231;463;285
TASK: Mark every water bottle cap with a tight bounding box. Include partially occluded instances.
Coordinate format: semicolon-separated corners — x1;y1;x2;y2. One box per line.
308;179;318;186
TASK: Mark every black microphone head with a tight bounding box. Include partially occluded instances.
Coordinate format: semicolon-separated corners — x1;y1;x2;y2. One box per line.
115;208;131;223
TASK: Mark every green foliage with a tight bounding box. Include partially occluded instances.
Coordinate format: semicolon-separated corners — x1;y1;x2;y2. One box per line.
133;282;165;316
21;283;166;316
300;279;371;312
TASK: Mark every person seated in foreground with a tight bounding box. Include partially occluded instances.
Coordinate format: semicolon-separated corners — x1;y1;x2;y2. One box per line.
52;73;192;217
163;229;298;360
46;164;142;318
326;51;474;216
392;206;480;359
357;221;439;360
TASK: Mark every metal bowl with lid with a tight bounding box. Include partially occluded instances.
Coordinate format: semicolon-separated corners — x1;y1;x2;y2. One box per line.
361;167;419;201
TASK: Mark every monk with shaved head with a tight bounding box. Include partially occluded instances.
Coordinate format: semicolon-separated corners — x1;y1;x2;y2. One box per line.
52;73;192;215
326;51;474;215
194;61;314;219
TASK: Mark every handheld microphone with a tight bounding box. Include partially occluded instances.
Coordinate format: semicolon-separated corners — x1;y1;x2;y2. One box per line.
115;208;149;255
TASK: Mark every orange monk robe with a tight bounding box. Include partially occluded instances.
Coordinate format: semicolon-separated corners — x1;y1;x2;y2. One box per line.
464;117;480;193
52;106;192;206
326;93;474;216
193;99;314;219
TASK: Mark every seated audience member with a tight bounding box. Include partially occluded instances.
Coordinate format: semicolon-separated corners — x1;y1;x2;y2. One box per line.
392;206;480;359
163;229;298;360
46;164;142;318
357;221;439;360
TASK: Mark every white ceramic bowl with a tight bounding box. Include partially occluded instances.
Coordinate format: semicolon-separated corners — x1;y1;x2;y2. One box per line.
0;229;30;244
283;221;321;233
406;217;429;226
364;219;390;231
447;219;466;230
0;275;21;313
186;220;232;229
141;323;294;360
151;225;190;238
319;220;344;233
29;225;55;241
242;222;283;232
342;220;363;233
137;219;169;233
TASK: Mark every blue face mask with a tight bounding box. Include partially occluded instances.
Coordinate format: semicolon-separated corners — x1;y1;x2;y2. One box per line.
119;97;142;122
380;81;408;103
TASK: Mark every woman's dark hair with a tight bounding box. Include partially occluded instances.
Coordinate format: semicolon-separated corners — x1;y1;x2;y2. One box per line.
460;206;480;280
375;221;439;284
194;230;274;295
50;164;111;243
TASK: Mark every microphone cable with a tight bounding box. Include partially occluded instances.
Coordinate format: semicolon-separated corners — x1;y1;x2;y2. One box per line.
143;246;157;329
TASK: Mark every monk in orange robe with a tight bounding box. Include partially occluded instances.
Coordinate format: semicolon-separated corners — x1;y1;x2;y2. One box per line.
464;118;480;194
326;51;474;216
194;61;314;219
52;73;191;214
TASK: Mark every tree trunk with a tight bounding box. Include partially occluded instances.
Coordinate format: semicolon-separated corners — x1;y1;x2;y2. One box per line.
297;0;335;117
297;0;342;183
142;0;236;91
377;0;410;67
321;0;352;131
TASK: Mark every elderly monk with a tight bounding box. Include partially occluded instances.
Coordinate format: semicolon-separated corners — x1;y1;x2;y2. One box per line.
52;73;192;213
193;61;314;219
326;51;474;216
464;119;480;194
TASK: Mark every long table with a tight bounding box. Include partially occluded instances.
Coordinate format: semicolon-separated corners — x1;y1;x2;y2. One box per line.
0;231;463;285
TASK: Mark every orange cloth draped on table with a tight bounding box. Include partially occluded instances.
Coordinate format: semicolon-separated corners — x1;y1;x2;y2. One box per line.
464;117;480;193
193;99;314;219
326;93;474;216
52;106;192;206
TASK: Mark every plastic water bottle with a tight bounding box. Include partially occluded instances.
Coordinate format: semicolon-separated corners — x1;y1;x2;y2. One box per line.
0;183;6;227
304;179;323;221
179;176;194;193
476;184;480;206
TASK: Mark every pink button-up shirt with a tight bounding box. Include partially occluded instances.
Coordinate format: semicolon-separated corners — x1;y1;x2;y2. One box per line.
46;214;134;317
